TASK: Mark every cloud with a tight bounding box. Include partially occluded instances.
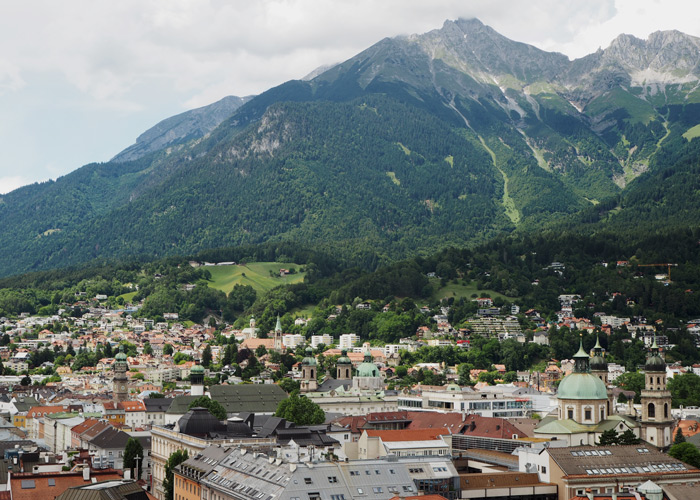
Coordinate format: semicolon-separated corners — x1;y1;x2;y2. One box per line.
0;0;699;191
0;175;33;195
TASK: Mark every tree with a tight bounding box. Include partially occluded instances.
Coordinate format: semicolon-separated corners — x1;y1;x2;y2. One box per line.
669;442;700;468
20;375;31;386
163;344;174;356
202;345;212;368
618;429;640;445
278;377;300;394
123;437;144;480
597;429;619;446
143;343;153;356
675;428;687;444
275;392;325;425
614;371;644;403
187;396;227;420
163;449;189;500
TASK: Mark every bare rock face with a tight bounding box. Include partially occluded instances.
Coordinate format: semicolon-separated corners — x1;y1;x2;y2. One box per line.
112;95;253;163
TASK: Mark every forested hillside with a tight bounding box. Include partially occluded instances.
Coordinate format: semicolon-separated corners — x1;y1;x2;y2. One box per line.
0;19;699;277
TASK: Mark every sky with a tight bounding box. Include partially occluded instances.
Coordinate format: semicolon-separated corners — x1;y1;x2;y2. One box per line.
1;0;700;194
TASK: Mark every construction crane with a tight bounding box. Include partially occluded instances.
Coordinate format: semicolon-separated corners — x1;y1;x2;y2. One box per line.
638;263;678;281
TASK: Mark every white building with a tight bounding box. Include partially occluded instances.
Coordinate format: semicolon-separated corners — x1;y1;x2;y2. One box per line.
282;334;305;349
310;334;333;348
339;333;360;349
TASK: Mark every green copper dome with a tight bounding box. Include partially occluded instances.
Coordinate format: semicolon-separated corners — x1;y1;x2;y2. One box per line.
302;348;317;366
115;346;128;364
557;335;607;400
337;349;352;365
557;372;608;400
191;363;205;374
356;350;380;377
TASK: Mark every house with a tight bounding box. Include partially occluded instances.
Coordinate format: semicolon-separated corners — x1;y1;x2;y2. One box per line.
345;429;450;460
9;469;123;500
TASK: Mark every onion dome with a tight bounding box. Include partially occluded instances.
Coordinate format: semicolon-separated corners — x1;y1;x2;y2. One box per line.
114;346;128;365
645;336;666;372
302;347;317;366
337;349;352;365
356;350;380;377
191;363;205;375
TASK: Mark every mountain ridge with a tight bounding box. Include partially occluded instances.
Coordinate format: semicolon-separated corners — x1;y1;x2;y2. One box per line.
1;18;699;278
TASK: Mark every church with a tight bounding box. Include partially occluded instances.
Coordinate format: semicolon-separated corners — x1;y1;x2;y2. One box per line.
534;335;673;448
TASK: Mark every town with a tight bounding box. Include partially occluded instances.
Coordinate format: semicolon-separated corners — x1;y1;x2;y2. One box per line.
1;257;699;500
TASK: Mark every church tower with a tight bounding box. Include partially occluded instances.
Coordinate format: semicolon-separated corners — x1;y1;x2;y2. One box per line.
336;349;352;380
300;348;318;393
640;336;673;448
589;334;614;415
273;315;283;352
113;345;129;403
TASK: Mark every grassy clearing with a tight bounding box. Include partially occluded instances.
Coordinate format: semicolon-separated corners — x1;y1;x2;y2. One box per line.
207;262;305;295
117;291;137;303
386;172;401;185
421;278;514;305
683;124;700;141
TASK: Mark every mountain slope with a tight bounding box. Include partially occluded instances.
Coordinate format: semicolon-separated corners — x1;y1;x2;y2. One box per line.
1;19;700;277
112;95;252;163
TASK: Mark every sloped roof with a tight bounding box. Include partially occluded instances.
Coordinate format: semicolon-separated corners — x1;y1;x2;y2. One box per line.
364;429;448;442
89;427;132;450
209;384;287;414
548;445;698;477
55;478;148;500
143;398;173;412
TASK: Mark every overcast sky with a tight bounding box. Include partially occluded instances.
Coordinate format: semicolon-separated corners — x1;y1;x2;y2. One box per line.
1;0;699;194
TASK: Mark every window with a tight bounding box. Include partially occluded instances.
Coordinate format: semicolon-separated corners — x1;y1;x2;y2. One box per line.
389;469;396;474
304;478;313;485
328;476;338;483
350;471;360;476
357;489;364;495
567;409;574;419
373;487;383;493
585;409;592;420
542;466;547;474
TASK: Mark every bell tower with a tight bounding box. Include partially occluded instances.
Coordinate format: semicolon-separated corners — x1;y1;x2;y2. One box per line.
640;336;673;448
113;345;129;403
274;315;283;352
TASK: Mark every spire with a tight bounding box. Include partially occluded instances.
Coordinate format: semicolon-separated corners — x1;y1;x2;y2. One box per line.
275;315;282;333
573;334;590;373
651;331;659;351
594;333;602;351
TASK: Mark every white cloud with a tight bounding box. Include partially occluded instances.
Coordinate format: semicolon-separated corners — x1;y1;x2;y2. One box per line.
0;176;33;195
0;0;699;191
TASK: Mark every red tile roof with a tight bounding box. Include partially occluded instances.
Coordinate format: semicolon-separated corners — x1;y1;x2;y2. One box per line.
364;429;448;442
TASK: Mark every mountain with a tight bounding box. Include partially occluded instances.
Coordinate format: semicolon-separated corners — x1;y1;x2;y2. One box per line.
111;95;253;163
1;19;699;277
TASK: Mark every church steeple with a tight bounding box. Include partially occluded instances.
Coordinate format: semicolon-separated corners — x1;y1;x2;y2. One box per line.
273;315;283;352
573;335;590;373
